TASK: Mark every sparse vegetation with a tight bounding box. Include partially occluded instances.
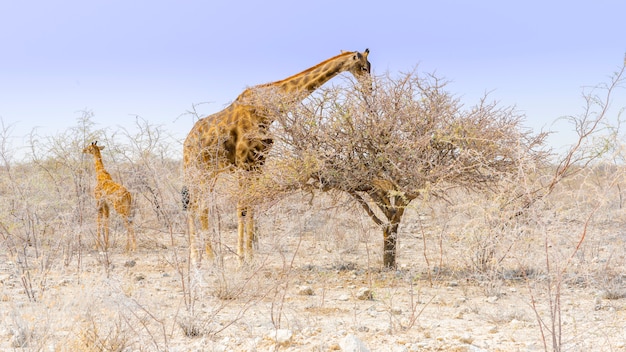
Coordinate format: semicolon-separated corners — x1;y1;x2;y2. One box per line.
261;70;547;269
1;59;625;350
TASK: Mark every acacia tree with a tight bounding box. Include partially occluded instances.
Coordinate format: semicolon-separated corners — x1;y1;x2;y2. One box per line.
259;71;547;269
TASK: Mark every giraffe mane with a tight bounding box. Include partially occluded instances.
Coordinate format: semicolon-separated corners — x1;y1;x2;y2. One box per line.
255;51;356;89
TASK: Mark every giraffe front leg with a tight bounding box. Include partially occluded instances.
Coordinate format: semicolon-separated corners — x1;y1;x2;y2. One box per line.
96;201;110;251
125;218;136;252
188;208;201;266
96;208;103;250
245;207;254;263
199;205;215;262
102;203;110;251
237;203;246;266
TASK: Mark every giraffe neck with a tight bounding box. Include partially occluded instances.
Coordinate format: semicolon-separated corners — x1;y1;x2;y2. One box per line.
263;51;356;96
92;151;112;181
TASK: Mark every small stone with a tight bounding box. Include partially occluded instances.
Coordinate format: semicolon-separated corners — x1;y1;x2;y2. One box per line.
297;285;314;296
459;334;474;344
215;337;230;352
329;343;341;350
454;309;464;319
268;329;293;346
339;334;370;352
124;260;136;268
594;296;602;305
356;287;373;300
453;297;466;307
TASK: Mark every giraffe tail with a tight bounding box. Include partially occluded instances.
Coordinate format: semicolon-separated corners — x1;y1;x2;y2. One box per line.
181;186;190;211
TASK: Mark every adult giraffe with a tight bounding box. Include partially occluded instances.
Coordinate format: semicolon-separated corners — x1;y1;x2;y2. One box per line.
183;49;371;265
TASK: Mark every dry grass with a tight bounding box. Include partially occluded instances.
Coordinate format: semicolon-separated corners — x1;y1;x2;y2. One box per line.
1;63;626;350
1;138;625;350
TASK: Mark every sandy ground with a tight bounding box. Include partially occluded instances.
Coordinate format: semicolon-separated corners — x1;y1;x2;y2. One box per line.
1;191;626;351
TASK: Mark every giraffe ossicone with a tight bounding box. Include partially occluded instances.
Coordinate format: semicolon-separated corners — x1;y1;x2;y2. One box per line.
183;49;371;266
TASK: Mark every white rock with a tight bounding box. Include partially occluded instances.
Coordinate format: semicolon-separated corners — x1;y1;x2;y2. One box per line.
297;285;314;295
339;334;370;352
392;345;409;352
459;333;474;344
268;329;293;346
356;287;372;300
468;345;490;352
338;294;350;301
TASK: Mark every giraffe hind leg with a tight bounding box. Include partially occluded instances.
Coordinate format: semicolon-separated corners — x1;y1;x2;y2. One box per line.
99;202;110;251
237;203;254;266
186;175;217;267
124;216;136;252
96;207;103;250
188;199;214;267
237;204;245;266
122;195;136;252
188;206;201;266
199;204;215;261
245;207;254;262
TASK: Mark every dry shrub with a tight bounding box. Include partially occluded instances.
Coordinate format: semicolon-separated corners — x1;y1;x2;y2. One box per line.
253;71;547;268
1;58;624;351
64;317;130;352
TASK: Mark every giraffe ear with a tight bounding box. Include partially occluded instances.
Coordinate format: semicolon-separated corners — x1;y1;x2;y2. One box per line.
99;145;105;150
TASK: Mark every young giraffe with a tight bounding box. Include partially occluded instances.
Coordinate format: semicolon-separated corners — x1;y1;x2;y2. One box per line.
183;49;371;266
83;141;136;252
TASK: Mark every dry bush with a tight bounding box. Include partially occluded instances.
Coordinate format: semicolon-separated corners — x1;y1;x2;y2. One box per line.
0;112;191;350
65;316;131;352
521;60;626;352
233;62;626;350
1;59;625;350
255;71;547;269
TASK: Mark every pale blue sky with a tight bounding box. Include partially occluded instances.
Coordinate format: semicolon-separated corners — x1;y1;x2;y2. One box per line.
1;0;625;158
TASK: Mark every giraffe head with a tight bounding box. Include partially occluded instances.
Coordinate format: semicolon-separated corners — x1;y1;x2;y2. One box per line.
345;48;371;80
340;49;371;93
83;141;105;155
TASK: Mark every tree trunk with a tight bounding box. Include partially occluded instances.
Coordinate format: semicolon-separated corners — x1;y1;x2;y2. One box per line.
382;222;399;269
349;190;410;269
